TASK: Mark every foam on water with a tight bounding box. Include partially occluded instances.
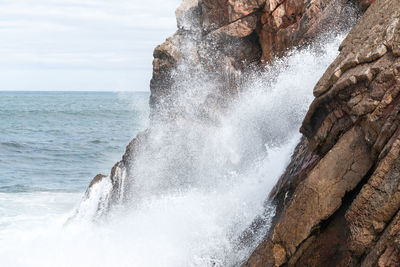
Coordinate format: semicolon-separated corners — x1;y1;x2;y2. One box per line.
0;36;344;267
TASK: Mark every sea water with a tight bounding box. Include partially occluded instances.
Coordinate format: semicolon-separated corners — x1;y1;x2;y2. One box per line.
0;91;149;228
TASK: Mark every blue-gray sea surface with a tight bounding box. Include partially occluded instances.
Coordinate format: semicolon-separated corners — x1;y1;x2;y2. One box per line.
0;91;149;193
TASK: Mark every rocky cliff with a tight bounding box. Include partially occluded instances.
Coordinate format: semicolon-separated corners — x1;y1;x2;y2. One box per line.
81;0;400;266
150;0;365;116
85;0;365;213
246;0;400;266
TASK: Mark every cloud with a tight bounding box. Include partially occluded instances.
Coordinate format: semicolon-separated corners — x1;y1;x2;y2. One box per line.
0;0;181;91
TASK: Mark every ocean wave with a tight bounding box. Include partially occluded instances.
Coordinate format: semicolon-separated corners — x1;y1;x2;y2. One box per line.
0;184;78;193
0;141;26;149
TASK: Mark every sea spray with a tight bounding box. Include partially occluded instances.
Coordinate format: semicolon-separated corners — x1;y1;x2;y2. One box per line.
0;36;344;267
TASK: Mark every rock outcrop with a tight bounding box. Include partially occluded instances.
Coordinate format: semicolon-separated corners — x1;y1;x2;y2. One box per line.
86;0;363;212
246;0;400;265
150;0;362;117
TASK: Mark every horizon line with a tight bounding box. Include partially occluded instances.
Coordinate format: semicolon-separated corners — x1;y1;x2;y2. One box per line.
0;90;150;93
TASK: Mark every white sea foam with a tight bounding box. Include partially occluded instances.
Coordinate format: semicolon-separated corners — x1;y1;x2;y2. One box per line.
0;35;344;267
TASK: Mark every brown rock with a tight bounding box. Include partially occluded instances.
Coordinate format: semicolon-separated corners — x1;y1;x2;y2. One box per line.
246;127;374;266
150;0;363;113
201;0;264;32
346;136;400;256
228;0;264;21
247;0;400;266
201;0;230;31
88;174;107;191
362;211;400;267
176;0;201;30
211;13;259;38
257;0;356;63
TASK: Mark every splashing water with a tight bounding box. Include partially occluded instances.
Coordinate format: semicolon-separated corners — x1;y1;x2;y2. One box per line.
0;36;344;267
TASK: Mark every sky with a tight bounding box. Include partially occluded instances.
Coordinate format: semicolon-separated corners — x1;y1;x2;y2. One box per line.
0;0;181;91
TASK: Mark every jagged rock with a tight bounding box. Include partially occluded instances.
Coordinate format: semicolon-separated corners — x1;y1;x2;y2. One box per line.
88;174;107;189
150;0;359;116
150;1;265;116
176;0;201;30
200;0;264;32
362;211;400;267
246;127;374;266
150;34;184;112
346;136;400;257
212;13;259;38
246;0;400;266
85;131;148;210
257;0;358;62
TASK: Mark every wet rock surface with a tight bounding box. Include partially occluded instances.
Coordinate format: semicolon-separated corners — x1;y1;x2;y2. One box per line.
150;0;360;116
246;0;400;266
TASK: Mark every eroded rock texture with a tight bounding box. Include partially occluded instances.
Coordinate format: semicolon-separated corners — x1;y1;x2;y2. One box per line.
246;0;400;266
150;0;362;117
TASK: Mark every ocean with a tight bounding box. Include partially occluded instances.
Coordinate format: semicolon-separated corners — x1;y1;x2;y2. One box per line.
0;91;149;229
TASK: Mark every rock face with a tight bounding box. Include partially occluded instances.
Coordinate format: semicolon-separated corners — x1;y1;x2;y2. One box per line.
246;0;400;265
150;0;362;117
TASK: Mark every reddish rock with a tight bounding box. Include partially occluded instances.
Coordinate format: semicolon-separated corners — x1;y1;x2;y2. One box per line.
150;0;361;114
257;0;357;63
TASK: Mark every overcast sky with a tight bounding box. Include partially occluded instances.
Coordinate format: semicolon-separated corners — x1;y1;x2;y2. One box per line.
0;0;181;91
